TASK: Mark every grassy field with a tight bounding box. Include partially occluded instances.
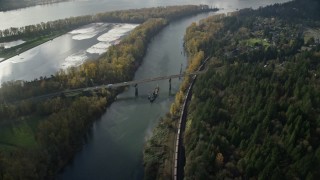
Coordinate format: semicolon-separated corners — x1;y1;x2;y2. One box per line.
304;28;320;43
0;116;42;151
242;38;270;47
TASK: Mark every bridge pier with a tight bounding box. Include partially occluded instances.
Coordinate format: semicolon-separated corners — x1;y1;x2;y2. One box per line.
169;78;172;95
134;84;138;97
179;64;182;80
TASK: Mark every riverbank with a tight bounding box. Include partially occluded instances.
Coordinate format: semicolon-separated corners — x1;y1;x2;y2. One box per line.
0;0;69;12
143;13;224;179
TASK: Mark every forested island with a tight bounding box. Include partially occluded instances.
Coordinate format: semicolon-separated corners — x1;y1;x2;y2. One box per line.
0;0;68;11
0;5;216;180
144;0;320;179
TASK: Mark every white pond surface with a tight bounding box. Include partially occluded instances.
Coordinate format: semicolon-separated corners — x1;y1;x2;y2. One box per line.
70;23;109;40
86;42;112;55
87;23;139;55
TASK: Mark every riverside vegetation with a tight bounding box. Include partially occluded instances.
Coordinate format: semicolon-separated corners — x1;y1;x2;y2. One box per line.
144;0;320;179
0;5;216;180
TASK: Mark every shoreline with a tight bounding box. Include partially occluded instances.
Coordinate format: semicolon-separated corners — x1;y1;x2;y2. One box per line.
0;0;70;12
0;31;66;63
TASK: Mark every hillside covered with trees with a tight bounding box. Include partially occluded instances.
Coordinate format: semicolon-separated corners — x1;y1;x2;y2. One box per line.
144;0;320;179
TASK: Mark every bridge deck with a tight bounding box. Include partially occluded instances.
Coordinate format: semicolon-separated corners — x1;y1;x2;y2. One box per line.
6;70;205;104
82;71;205;92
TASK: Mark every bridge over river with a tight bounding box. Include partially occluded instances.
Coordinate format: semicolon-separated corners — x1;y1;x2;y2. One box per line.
14;70;206;103
83;70;205;91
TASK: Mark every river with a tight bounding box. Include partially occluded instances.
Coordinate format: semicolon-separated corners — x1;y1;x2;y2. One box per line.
0;0;290;30
0;0;291;179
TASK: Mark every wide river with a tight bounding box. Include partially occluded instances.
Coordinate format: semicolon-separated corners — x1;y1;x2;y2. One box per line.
0;0;290;179
0;0;290;30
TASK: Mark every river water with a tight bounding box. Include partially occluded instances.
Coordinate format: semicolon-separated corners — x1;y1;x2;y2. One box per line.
0;0;290;30
0;0;290;179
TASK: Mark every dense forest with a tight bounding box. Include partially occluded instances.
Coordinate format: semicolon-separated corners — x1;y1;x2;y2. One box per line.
185;53;320;179
0;5;213;180
144;0;320;179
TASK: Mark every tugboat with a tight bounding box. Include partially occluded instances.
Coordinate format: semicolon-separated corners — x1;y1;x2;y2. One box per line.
148;85;160;103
